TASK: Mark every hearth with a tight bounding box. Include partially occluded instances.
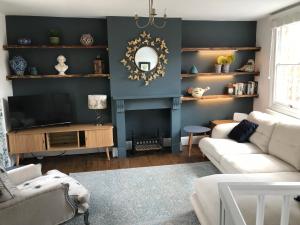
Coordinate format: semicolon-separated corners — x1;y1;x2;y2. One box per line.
132;129;163;152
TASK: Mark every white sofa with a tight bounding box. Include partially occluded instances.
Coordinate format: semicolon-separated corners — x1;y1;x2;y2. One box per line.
192;111;300;225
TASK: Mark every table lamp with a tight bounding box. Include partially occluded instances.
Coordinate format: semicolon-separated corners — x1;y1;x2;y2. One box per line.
88;95;107;126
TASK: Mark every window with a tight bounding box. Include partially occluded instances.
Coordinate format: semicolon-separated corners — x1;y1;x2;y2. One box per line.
270;21;300;118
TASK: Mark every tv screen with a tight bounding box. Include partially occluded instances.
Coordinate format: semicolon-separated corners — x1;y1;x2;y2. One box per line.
8;94;73;131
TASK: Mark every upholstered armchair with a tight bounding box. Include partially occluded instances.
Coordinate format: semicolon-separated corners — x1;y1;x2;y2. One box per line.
0;164;90;225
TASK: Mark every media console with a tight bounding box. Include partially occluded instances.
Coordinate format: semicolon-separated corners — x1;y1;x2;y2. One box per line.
7;124;114;165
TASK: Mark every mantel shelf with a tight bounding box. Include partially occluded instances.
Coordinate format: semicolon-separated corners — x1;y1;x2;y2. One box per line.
181;94;259;101
6;73;110;80
181;47;261;52
181;71;260;78
3;44;108;50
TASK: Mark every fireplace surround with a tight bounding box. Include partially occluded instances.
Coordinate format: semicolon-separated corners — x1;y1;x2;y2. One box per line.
112;96;181;157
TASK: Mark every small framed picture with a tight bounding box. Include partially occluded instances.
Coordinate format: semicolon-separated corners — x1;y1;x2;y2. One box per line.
139;62;151;71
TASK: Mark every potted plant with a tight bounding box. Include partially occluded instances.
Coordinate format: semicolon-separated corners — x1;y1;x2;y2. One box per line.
49;29;60;45
222;55;235;73
215;56;225;73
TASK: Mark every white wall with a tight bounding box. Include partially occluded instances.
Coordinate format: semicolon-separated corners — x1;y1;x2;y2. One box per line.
0;13;12;99
254;16;272;113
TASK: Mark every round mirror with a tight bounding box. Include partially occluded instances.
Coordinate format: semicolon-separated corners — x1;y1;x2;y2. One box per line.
134;46;158;72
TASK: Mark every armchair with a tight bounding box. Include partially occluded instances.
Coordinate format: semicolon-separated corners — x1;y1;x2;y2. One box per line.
0;164;90;225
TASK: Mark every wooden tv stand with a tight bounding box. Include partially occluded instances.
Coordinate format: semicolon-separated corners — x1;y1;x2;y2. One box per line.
7;124;114;166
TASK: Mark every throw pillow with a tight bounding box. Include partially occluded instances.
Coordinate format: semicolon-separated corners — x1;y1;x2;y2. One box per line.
295;196;300;202
228;119;258;143
0;167;18;203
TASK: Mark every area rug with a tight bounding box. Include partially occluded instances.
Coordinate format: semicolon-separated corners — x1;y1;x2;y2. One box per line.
66;162;219;225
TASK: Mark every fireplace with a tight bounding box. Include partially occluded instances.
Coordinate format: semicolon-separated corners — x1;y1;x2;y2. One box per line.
132;129;163;152
112;96;181;157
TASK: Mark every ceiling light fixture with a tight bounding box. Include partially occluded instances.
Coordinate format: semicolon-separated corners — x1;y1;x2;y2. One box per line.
134;0;167;29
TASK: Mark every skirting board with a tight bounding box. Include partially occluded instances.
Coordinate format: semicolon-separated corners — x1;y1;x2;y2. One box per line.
22;135;205;159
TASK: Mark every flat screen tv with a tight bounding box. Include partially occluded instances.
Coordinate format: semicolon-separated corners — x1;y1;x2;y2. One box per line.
8;94;73;131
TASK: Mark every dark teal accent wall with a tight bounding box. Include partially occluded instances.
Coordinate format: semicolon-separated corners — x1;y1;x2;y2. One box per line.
181;21;256;135
5;16;257;139
107;17;181;99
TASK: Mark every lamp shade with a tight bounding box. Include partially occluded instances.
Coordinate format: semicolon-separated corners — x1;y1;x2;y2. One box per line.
88;95;107;110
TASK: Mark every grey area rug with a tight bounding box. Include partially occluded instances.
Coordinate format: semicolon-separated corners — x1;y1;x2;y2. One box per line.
66;162;219;225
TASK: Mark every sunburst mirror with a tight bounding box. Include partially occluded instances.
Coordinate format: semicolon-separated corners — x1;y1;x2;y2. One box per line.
121;31;169;86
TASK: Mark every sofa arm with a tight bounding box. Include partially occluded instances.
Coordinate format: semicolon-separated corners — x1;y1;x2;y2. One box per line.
0;183;76;225
212;122;239;139
7;164;42;186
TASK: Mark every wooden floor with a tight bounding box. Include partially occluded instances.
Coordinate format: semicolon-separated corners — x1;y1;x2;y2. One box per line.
22;145;206;174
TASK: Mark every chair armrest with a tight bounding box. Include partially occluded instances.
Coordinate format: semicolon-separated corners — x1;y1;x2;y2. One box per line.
211;123;239;139
0;183;76;225
7;164;42;186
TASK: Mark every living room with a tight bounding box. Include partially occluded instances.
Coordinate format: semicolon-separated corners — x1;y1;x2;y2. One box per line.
0;0;299;225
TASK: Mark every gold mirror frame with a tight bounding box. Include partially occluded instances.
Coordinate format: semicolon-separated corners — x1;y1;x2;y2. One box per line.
121;31;169;86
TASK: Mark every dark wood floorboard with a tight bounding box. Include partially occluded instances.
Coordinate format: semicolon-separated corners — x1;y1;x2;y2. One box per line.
22;145;206;174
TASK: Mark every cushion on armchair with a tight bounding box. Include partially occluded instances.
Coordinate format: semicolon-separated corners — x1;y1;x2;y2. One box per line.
228;120;258;143
0;167;19;203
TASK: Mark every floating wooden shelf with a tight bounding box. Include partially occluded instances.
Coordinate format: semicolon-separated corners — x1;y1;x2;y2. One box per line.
6;73;110;80
181;94;259;101
181;71;260;78
3;44;108;50
181;47;261;52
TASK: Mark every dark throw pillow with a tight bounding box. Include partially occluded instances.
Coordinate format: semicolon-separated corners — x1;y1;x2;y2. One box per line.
228;119;258;143
295;196;300;202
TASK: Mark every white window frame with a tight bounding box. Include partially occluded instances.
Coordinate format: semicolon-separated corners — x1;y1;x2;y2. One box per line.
268;22;300;119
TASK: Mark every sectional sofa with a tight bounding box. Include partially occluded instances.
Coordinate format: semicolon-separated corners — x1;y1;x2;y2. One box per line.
191;111;300;225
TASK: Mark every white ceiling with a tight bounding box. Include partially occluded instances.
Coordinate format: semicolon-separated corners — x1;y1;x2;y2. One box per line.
0;0;299;21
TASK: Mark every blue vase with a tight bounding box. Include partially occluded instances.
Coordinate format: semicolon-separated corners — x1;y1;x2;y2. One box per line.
9;56;27;76
190;65;199;74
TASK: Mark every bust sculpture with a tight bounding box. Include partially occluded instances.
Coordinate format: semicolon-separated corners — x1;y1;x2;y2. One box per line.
55;55;68;75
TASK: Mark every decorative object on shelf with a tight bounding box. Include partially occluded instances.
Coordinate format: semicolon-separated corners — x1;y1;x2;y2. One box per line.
121;31;169;86
237;59;256;72
190;65;199;74
29;67;38;75
227;83;234;95
215;63;222;73
80;34;94;46
55;55;68;75
189;87;211;98
17;38;32;45
9;56;27;76
93;55;104;74
49;29;60;45
217;55;235;73
88;95;107;126
134;0;167;29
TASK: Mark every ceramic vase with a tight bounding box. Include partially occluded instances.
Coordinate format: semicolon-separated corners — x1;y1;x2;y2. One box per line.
222;64;230;73
9;56;27;76
215;64;222;73
49;36;60;45
80;34;94;46
190;65;199;74
94;56;104;74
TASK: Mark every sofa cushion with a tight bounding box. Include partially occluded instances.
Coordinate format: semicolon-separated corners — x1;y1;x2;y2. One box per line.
199;137;263;163
220;154;297;173
193;172;300;225
269;122;300;170
228;119;258;143
247;111;277;152
0;167;18;203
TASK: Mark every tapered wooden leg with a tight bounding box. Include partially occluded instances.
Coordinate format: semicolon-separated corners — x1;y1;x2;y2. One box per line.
188;132;193;157
15;154;20;166
105;147;110;160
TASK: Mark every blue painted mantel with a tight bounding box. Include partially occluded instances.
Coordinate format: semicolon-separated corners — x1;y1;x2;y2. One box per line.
113;96;181;157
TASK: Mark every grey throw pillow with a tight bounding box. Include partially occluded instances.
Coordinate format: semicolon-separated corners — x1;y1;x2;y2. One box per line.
0;167;18;203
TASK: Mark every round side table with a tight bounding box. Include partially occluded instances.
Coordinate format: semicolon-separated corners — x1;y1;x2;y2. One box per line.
184;125;211;157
